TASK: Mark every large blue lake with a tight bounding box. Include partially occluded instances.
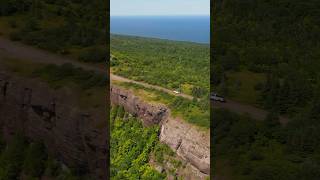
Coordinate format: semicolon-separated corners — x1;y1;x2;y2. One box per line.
110;16;210;44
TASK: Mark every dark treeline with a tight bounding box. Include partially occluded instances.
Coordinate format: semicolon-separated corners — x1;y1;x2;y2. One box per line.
213;108;320;180
0;133;88;179
213;0;320;179
0;0;107;63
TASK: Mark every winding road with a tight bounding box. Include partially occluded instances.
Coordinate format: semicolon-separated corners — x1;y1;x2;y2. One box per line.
0;37;194;99
0;37;288;123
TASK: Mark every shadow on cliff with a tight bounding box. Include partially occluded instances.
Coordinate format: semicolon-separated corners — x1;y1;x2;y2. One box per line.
0;71;108;179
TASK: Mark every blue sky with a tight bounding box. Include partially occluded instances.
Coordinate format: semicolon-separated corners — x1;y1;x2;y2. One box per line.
111;0;210;16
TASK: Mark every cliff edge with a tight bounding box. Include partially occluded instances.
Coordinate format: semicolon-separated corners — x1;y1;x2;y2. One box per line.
110;85;210;177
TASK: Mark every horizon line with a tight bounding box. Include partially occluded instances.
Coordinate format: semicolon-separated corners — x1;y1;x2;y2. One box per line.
110;33;210;45
110;14;210;17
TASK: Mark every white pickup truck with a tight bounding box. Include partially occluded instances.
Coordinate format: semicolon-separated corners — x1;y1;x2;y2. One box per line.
173;90;180;94
210;93;226;102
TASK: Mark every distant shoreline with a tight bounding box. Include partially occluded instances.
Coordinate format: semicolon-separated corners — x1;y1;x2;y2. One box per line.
110;15;210;17
110;33;210;45
111;16;209;44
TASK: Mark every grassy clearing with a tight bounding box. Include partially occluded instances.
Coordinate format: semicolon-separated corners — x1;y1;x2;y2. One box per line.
227;70;265;105
212;70;265;106
113;81;210;129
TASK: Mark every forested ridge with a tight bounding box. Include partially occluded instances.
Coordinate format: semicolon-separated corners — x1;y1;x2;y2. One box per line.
213;0;320;179
111;34;210;98
0;0;107;63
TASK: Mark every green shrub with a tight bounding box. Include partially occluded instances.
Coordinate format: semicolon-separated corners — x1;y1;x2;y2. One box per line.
23;142;48;177
78;47;108;63
32;63;106;89
9;32;22;41
0;134;27;179
44;157;61;177
111;106;166;179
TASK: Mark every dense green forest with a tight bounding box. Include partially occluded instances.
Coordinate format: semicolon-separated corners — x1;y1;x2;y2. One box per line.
213;108;320;180
213;0;320;113
110;35;210;98
0;133;88;179
110;105;167;179
110;105;186;179
213;0;320;179
0;0;107;63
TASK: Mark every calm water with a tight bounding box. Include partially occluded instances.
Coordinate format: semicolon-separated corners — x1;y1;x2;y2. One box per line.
110;16;210;44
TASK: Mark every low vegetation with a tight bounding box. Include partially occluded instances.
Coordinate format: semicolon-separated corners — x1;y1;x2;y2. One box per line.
2;59;106;109
32;63;106;89
110;105;166;179
152;143;183;176
3;59;107;89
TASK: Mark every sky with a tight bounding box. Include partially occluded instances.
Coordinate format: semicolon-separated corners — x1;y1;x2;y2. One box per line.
111;0;210;16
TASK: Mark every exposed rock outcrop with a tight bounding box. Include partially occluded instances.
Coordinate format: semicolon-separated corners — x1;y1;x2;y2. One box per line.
160;118;210;174
0;72;108;179
111;86;168;126
110;86;210;177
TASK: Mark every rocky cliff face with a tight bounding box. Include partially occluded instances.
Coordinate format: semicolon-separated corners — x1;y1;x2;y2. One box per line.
160;118;210;175
0;71;210;179
110;86;210;177
0;72;108;179
111;86;168;126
